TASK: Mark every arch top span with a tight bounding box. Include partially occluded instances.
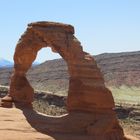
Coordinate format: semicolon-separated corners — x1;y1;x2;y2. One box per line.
28;21;75;34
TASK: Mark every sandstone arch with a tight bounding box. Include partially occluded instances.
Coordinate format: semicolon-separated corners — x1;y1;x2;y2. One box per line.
9;22;115;110
1;22;129;139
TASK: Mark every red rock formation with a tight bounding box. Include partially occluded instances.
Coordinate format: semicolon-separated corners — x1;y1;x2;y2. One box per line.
1;21;134;139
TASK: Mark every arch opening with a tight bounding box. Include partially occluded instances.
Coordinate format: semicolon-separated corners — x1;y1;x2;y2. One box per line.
25;45;69;115
27;47;69;95
35;46;61;62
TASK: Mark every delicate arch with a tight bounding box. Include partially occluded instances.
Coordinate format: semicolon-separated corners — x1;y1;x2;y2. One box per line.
0;22;128;139
9;22;114;111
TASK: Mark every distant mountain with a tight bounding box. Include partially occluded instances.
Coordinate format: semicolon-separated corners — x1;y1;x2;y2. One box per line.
95;51;140;87
0;58;13;67
0;58;39;68
0;51;140;93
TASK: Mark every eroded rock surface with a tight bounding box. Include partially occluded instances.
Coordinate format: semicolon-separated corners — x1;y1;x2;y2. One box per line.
0;106;138;140
1;21;135;139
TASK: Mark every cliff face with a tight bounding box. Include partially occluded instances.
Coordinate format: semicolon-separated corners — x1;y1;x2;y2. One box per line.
0;51;140;92
28;59;69;93
95;51;140;87
20;51;140;92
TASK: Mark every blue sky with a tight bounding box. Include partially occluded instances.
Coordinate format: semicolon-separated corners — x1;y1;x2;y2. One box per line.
0;0;140;62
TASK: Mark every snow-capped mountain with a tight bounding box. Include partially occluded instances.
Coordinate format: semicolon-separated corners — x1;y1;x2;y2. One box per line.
0;58;13;67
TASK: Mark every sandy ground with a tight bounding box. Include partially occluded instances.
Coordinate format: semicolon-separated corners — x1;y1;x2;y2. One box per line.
0;106;139;140
0;107;54;140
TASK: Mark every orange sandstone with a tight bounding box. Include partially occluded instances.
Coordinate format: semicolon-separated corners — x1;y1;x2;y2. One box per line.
1;21;136;140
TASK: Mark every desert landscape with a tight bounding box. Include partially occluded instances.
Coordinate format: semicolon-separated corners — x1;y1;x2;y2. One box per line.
0;50;140;139
0;21;127;139
0;1;140;139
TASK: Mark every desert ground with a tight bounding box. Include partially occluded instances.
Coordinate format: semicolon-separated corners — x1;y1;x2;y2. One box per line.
0;85;140;139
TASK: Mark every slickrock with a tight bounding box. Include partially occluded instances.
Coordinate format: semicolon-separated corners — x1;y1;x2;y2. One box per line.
0;107;53;140
0;106;138;140
1;21;137;139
